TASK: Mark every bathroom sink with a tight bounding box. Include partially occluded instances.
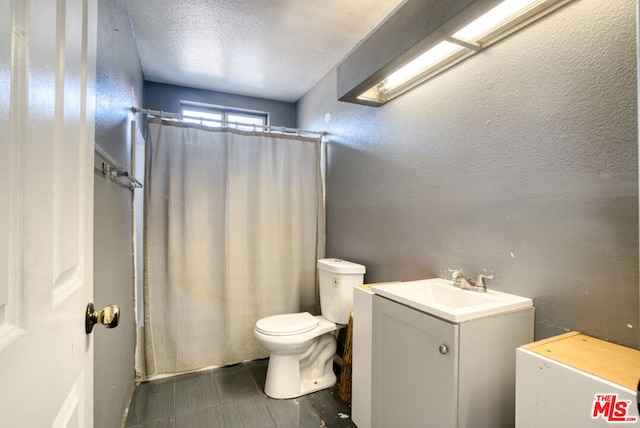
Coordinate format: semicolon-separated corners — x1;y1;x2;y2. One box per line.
371;278;532;323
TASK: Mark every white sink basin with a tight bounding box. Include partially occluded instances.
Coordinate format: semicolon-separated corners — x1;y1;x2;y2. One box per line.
371;278;533;323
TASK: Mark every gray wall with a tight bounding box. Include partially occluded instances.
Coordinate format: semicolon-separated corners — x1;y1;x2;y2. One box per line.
144;81;297;127
95;1;144;427
297;0;639;348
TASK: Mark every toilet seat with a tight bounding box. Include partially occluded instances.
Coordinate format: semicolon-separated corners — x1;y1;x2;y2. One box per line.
255;312;319;336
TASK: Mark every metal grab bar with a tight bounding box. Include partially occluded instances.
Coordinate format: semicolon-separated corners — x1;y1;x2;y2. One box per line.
94;143;143;189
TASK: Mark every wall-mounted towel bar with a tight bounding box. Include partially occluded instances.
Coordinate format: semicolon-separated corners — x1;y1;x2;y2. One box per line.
95;143;143;189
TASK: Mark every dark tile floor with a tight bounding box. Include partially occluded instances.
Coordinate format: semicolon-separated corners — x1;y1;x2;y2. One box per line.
125;358;357;427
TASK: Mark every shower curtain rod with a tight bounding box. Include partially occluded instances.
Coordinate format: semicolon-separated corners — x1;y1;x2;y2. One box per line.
132;107;325;137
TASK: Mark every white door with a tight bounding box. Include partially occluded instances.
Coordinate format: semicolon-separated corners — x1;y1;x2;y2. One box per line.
0;0;96;426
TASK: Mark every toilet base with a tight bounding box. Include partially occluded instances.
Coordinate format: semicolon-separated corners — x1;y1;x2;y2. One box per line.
264;333;337;399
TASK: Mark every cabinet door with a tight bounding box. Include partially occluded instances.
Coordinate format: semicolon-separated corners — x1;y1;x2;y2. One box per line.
372;295;458;428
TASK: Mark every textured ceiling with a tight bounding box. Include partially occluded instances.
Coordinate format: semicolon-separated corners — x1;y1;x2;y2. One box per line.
125;0;405;103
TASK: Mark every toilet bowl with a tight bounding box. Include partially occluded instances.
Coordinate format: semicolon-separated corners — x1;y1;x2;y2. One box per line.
254;312;339;399
254;258;366;399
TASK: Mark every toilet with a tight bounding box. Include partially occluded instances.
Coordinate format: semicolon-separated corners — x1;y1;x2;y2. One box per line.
254;258;366;399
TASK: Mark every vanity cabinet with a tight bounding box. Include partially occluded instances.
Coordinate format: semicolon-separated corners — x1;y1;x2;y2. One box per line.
372;294;534;428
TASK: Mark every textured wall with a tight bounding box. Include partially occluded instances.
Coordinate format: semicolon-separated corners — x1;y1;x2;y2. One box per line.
298;0;639;347
94;0;144;427
144;81;297;127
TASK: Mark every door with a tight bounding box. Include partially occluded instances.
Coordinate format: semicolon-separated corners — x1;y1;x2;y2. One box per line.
372;295;458;428
0;0;96;426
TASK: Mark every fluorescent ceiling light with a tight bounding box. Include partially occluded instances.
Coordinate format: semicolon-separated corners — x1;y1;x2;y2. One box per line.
453;0;543;43
384;41;466;92
358;42;469;103
356;0;567;105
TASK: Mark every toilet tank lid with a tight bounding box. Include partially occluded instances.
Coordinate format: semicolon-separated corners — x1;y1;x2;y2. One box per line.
318;258;366;274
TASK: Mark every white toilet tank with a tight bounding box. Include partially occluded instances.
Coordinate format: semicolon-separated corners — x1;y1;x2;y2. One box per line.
317;258;366;324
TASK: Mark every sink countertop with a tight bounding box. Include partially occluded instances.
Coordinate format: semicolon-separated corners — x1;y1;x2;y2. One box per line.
357;281;400;292
371;278;533;323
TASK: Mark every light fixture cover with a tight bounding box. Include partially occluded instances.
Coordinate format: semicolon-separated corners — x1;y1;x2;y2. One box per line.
357;0;569;105
453;0;541;43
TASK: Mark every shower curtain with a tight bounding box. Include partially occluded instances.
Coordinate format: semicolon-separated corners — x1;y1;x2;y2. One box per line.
143;118;325;376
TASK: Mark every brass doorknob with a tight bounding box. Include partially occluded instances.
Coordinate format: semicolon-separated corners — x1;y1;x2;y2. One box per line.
85;303;120;334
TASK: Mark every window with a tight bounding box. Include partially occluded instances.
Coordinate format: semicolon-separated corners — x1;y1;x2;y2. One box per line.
182;109;223;127
181;102;268;131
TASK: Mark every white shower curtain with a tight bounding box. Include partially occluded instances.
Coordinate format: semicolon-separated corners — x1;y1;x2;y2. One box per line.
143;118;325;376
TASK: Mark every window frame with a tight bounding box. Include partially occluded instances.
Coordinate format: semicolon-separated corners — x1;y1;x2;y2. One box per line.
180;101;269;130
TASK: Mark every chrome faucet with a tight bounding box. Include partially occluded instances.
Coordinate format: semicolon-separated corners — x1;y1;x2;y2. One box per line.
448;269;493;293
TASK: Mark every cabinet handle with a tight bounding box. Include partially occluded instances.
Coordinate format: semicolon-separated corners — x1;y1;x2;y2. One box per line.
439;344;448;355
